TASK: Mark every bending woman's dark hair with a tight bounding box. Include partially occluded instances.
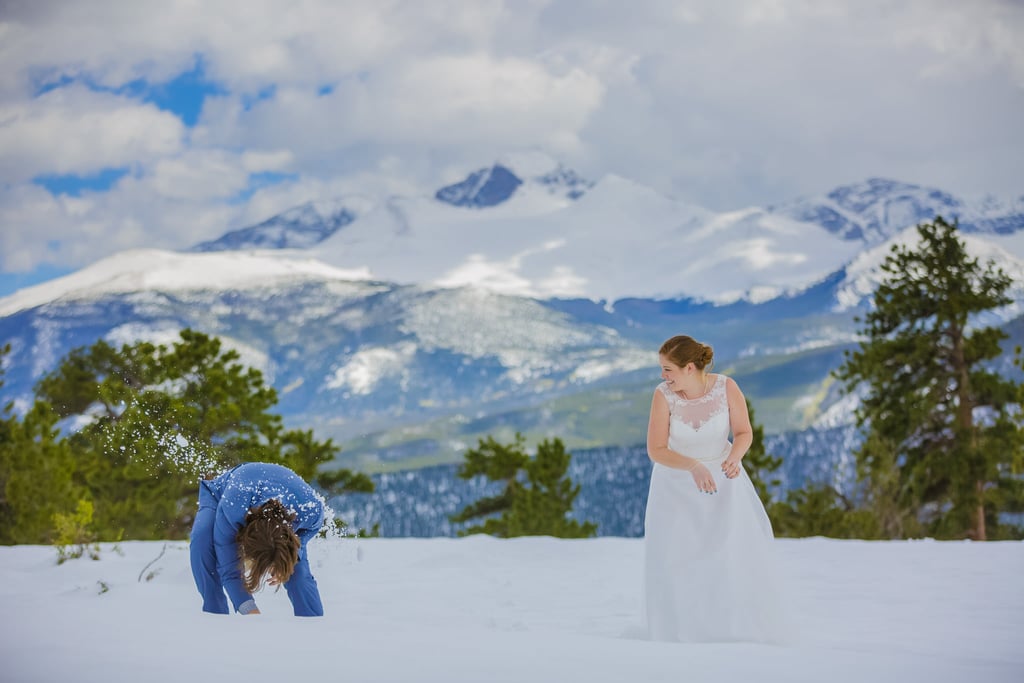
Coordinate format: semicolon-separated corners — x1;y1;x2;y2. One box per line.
236;498;301;594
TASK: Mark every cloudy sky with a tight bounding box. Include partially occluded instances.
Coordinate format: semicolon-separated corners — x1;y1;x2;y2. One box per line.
1;0;1022;297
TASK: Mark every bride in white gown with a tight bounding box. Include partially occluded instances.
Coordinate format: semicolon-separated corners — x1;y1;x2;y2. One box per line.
643;335;786;643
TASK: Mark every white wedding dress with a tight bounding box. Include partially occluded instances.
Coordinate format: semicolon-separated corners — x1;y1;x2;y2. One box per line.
643;375;786;643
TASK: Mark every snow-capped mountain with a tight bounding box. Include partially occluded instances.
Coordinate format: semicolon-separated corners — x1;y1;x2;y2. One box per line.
179;160;1024;306
770;177;1024;244
304;168;867;304
0;249;372;319
191;198;371;252
1;158;1022;475
435;161;594;208
435;164;524;208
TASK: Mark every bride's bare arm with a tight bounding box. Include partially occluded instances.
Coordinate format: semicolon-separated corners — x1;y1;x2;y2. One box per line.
648;390;718;493
721;377;753;478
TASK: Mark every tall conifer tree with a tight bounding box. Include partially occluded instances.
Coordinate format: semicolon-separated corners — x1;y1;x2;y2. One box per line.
834;216;1023;539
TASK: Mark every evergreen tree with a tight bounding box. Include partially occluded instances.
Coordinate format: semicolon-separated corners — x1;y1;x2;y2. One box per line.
0;344;80;544
767;483;884;539
32;329;369;540
743;398;782;507
450;433;597;538
834;216;1024;540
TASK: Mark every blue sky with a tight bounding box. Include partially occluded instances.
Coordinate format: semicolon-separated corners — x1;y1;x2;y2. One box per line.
1;0;1023;298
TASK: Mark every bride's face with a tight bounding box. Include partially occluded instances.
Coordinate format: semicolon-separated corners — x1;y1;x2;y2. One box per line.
659;355;690;388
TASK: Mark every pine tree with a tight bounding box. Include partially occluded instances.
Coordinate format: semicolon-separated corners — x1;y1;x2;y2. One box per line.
450;433;597;538
834;216;1024;540
0;344;80;544
31;329;370;540
743;398;782;507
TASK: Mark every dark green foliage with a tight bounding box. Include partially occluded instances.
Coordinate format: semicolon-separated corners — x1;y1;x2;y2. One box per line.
2;330;372;544
1;344;80;544
833;216;1024;540
743;398;782;507
451;433;597;538
315;466;375;495
767;484;884;539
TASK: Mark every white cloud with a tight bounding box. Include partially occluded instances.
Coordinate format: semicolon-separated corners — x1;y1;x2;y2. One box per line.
0;0;1021;280
193;52;604;171
0;86;184;182
0;179;237;271
241;149;294;173
149;150;250;201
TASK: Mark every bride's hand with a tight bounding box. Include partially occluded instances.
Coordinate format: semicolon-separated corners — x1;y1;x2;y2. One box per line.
722;458;742;479
689;462;717;494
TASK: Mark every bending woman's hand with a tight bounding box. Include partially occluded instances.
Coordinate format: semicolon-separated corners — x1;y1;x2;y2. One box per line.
689;462;717;494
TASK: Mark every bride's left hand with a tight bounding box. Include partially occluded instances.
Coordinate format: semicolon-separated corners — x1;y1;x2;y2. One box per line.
722;458;742;479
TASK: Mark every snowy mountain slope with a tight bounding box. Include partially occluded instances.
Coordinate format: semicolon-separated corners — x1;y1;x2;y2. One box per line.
191;198;372;251
0;268;670;466
181;161;1024;305
310;172;865;304
834;226;1024;318
0;249;373;318
770;177;1024;244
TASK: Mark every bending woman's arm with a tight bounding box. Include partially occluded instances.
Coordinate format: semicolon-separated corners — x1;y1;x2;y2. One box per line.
212;496;256;614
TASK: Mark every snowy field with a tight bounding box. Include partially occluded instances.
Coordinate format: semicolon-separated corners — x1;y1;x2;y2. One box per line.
1;536;1021;682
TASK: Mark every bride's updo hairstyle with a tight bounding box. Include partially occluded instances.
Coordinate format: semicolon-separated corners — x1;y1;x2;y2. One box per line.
659;335;714;371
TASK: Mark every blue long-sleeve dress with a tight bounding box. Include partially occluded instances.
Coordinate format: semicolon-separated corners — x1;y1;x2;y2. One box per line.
189;462;325;616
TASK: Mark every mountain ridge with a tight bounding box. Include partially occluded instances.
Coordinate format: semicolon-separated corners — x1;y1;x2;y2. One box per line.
1;162;1022;477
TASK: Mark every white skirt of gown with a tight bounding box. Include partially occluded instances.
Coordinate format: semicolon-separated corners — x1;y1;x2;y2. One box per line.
643;453;787;643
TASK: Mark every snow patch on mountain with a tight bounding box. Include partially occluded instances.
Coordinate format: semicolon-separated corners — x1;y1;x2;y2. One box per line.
324;342;417;395
0;249;373;317
398;288;599;358
834;227;1024;316
570;348;653;383
811;385;866;430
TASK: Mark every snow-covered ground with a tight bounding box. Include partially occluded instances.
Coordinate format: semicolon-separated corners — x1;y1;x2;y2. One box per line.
1;536;1020;682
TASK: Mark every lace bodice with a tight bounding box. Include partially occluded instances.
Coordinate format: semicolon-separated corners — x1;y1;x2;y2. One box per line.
657;374;732;462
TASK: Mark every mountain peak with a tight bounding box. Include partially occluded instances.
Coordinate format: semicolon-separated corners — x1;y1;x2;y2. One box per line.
435;153;594;209
772;177;1022;244
192;198;364;252
825;177;957;215
434;164;524;208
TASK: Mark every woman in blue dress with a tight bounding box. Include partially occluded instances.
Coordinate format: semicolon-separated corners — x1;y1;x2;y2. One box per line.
190;462;326;616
